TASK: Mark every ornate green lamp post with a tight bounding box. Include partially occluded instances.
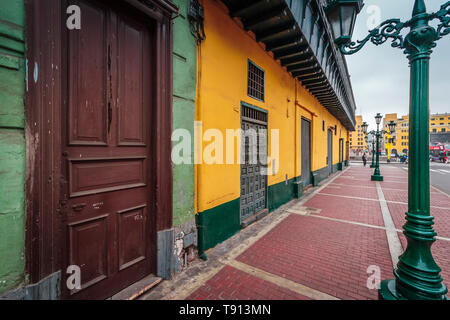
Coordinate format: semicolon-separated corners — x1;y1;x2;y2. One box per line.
362;117;396;180
370;132;376;168
325;0;450;300
361;121;371;164
372;113;384;181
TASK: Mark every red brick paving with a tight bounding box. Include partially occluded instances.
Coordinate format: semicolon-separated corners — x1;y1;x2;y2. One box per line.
236;215;393;300
319;184;379;200
381;182;408;190
187;166;449;301
333;176;376;187
305;194;384;226
186;266;310;300
387;202;450;239
383;189;450;207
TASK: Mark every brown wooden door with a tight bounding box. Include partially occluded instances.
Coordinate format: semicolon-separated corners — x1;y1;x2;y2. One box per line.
61;0;155;299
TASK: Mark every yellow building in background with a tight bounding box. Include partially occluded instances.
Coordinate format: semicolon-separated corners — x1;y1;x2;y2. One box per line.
349;115;367;155
430;113;450;134
382;113;450;155
382;113;399;157
396;115;410;154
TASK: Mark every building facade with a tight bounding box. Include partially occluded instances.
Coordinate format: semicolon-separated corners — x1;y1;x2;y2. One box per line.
382;113;449;156
194;0;356;257
382;113;408;156
0;0;179;300
0;0;26;298
349;115;367;156
0;0;357;299
430;113;450;145
171;0;198;274
430;113;450;134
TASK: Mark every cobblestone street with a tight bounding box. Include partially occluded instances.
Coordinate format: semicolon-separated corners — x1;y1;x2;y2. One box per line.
142;165;450;301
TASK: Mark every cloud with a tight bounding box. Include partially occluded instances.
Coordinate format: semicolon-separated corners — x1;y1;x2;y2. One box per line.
346;0;450;129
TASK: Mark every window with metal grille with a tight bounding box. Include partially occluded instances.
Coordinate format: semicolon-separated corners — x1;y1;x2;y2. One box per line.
241;103;268;124
247;60;265;102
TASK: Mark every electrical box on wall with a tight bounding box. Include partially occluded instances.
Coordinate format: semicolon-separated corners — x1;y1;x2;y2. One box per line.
188;0;205;43
188;0;204;22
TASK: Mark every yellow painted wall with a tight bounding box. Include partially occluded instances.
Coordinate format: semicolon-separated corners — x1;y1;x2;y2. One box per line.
195;0;350;213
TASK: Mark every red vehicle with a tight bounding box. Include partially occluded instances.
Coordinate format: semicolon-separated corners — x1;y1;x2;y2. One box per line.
441;145;450;163
430;145;449;163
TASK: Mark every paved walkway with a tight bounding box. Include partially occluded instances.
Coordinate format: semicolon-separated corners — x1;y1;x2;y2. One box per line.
142;165;450;300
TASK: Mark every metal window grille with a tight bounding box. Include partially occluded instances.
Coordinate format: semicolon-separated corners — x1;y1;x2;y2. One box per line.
247;60;265;102
242;104;267;124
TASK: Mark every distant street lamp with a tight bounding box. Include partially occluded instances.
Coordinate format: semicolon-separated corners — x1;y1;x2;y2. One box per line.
362;116;396;181
361;122;375;167
372;113;383;181
325;0;450;300
370;133;376;168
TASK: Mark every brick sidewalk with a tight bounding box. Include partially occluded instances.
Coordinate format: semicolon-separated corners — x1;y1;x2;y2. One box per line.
143;165;450;300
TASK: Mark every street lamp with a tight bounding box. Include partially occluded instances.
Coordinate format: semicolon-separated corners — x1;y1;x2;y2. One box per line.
386;121;397;162
324;0;364;45
371;113;384;181
366;114;394;181
361;121;368;134
325;0;449;300
369;132;376;168
388;120;397;134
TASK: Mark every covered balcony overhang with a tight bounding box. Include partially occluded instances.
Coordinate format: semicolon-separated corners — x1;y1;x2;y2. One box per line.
222;0;357;131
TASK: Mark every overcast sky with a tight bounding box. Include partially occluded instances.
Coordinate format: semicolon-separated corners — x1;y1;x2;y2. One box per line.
345;0;450;130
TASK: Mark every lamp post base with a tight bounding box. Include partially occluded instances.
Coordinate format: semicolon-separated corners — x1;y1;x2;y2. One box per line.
371;174;383;181
379;278;448;300
378;279;406;300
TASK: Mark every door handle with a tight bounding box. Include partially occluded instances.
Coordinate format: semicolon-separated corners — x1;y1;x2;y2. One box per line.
72;203;87;212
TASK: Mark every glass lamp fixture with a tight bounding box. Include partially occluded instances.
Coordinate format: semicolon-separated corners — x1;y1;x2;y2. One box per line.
361;121;368;134
375;113;382;126
324;0;364;46
388;120;397;133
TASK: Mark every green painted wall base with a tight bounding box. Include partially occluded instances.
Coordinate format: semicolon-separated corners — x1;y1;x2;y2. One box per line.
196;198;241;254
293;180;303;199
312;166;329;186
268;177;297;212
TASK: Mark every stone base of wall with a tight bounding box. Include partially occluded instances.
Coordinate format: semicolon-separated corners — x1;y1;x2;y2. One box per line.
0;271;60;300
173;219;198;273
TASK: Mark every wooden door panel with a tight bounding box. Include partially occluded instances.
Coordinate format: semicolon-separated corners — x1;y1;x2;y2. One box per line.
117;16;148;146
68;1;108;146
69;157;146;197
68;215;109;292
117;205;147;271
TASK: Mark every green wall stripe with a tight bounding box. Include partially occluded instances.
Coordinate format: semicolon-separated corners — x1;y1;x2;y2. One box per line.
196;198;241;254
